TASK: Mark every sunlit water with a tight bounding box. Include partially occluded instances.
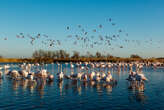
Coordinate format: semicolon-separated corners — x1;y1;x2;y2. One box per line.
0;63;164;110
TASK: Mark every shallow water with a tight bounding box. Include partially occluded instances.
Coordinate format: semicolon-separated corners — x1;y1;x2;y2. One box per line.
0;63;164;110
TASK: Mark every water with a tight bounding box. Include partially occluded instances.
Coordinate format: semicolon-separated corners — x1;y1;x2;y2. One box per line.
0;63;164;110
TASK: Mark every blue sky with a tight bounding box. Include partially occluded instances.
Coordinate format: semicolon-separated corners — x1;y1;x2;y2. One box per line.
0;0;164;58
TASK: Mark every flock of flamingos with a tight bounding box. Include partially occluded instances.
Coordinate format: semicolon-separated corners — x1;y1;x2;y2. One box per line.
1;18;163;52
0;61;163;94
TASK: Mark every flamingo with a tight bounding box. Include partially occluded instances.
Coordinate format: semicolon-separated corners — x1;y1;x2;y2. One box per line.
27;73;34;81
19;70;29;79
105;71;113;83
9;70;20;80
127;71;136;81
94;72;101;82
0;66;2;70
90;71;95;80
48;74;54;81
101;72;106;80
58;72;64;80
136;73;148;81
57;64;64;80
4;65;10;70
77;72;83;80
40;69;48;78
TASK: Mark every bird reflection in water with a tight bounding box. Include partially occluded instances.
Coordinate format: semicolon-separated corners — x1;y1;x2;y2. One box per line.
0;79;3;90
28;80;37;94
102;82;113;94
19;79;28;91
36;78;47;98
57;80;63;96
60;79;117;96
9;77;54;98
12;80;19;91
105;84;113;94
128;81;147;103
47;80;54;86
128;81;145;92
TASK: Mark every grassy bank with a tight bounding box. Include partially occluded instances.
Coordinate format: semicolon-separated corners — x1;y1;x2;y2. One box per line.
0;57;164;63
0;58;23;63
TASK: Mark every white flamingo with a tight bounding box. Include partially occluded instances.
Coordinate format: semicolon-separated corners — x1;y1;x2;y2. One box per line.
105;71;112;83
57;64;64;80
9;70;20;80
90;71;95;80
48;74;54;81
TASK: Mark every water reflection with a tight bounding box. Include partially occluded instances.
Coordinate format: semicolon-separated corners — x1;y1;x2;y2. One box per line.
60;80;117;96
12;80;19;91
1;64;119;99
0;79;2;85
57;80;64;95
0;62;156;110
19;79;28;90
128;81;147;103
1;74;117;101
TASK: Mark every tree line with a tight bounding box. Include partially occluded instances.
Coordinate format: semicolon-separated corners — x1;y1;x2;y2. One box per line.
32;49;142;59
1;50;164;63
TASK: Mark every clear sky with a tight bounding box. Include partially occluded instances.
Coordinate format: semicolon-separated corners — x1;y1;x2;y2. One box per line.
0;0;164;58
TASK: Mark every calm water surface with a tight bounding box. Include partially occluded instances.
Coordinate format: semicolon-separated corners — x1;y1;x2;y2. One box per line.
0;63;164;110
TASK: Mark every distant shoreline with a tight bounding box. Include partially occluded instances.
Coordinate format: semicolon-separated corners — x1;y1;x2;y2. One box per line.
0;57;164;63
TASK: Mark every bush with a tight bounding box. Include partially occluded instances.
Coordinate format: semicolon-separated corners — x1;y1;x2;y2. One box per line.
130;54;142;59
0;55;3;58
